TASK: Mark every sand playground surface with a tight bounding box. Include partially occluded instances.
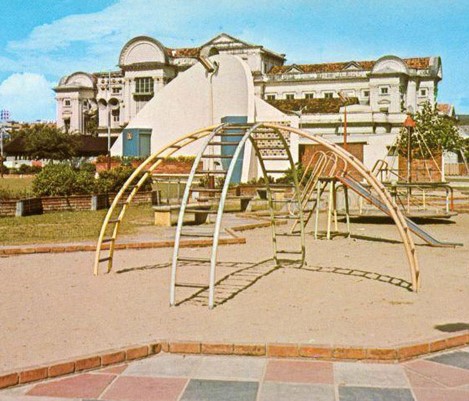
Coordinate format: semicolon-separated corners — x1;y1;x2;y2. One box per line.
1;214;468;373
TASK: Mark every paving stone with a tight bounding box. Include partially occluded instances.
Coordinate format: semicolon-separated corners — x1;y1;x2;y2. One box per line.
404;369;444;389
26;373;114;399
97;364;128;375
123;354;201;377
101;376;187;401
258;382;335;401
338;386;415;401
192;356;266;381
427;351;469;370
412;387;469;401
334;362;410;387
405;360;469;387
180;379;258;401
0;396;81;401
264;360;333;384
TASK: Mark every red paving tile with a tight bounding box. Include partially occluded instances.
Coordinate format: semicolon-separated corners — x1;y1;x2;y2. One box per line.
27;373;115;398
404;368;444;389
98;364;128;374
101;376;188;401
264;360;333;384
405;360;469;387
412;387;469;401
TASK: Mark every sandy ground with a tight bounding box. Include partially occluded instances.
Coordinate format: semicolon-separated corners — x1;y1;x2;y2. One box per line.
1;214;468;373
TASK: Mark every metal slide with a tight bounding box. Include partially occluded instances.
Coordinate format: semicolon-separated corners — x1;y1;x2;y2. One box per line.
337;175;463;248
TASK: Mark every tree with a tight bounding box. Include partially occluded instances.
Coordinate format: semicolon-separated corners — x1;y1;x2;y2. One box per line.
20;124;79;161
397;102;463;158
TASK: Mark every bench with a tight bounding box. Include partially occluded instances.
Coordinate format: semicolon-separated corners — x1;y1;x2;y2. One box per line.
153;203;211;226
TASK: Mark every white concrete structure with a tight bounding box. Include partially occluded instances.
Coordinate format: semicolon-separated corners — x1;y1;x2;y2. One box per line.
111;54;291;182
54;33;446;172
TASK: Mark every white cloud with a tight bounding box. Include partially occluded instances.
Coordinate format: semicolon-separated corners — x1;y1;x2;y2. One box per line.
6;0;227;54
0;73;55;122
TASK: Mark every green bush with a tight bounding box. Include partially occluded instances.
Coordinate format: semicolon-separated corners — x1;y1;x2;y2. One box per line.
17;164;42;175
96;166;151;193
79;162;96;173
32;164;152;197
33;164;95;196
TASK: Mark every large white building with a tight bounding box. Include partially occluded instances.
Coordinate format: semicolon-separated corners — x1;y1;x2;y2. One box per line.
54;33;443;163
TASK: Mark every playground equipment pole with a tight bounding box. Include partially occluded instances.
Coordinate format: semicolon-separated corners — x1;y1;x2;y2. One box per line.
404;114;416;213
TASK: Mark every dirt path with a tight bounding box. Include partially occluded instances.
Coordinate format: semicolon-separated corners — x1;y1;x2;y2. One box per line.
1;214;468;373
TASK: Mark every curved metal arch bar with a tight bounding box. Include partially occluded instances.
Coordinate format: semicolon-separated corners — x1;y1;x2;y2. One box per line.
208;123;263;308
93;125;219;276
264;123;420;291
169;123;227;306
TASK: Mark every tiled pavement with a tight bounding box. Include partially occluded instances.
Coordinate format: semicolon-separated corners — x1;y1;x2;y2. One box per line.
1;348;469;401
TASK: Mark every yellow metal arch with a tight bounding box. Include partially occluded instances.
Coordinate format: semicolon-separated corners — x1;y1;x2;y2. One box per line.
93;123;420;292
93;125;218;275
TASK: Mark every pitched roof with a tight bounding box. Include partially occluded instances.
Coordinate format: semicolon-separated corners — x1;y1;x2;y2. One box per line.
266;98;359;114
269;58;430;74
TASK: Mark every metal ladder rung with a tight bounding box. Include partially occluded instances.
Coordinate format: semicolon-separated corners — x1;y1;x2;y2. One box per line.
216;132;247;137
262;157;290;161
277;250;303;254
201;155;233;159
175;282;208;288
277;233;300;237
177;257;211;263
98;256;112;263
208;142;239;146
101;238;115;243
108;219;121;224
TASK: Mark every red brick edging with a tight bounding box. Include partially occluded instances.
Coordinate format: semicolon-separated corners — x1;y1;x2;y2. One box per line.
0;221;275;257
1;331;468;390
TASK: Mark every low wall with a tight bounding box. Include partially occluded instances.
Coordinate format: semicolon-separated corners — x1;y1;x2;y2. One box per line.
0;200;16;217
0;192;154;217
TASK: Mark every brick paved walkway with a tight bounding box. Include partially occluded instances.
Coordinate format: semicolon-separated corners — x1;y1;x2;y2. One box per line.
1;347;468;400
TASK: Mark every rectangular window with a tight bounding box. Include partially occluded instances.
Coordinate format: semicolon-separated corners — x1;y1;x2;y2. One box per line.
362;90;370;97
63;99;71;107
305;93;314;99
266;94;276;100
135;77;154;94
380;86;389;95
285;94;295;100
324;92;334;99
419;88;428;96
112;87;121;94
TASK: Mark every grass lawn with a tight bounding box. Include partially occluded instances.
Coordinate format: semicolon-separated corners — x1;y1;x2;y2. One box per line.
0;204;154;246
0;176;34;198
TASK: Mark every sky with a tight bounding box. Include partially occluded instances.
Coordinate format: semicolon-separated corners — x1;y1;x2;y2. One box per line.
0;0;468;122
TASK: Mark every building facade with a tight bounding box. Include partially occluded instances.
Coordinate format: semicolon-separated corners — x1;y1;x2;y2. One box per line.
54;33;442;142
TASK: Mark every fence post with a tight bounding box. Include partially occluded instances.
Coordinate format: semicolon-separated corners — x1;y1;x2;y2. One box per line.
15;200;24;217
